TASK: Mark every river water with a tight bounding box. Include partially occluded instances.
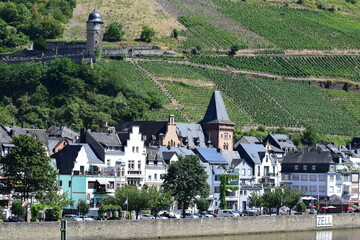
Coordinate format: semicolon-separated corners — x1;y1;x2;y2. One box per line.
147;228;360;240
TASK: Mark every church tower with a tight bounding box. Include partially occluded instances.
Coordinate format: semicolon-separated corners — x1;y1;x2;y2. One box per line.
200;91;235;150
86;10;103;58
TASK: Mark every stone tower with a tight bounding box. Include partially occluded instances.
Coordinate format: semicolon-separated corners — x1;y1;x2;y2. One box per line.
199;91;235;150
86;10;104;58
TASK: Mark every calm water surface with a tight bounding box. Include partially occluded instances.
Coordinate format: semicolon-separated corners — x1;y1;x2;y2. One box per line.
146;228;360;240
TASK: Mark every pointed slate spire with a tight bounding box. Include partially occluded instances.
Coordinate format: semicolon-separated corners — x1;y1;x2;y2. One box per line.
199;91;234;125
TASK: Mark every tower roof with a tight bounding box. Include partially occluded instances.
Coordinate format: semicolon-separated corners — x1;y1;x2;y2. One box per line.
199;91;234;125
87;10;103;23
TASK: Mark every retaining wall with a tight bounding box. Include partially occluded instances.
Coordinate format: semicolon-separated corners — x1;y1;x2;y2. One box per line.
1;214;360;240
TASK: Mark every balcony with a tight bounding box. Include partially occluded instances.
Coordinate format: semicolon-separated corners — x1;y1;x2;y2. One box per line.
227;180;239;186
240;184;263;190
128;170;142;175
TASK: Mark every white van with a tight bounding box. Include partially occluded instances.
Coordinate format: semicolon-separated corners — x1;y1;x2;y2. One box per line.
218;210;239;217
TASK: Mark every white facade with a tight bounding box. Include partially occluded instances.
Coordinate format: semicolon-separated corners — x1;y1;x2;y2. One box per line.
254;151;279;187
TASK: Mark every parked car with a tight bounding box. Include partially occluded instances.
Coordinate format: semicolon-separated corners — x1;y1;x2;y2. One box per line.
198;213;214;218
160;213;176;218
244;210;258;216
184;213;199;219
218;210;240;217
233;210;245;216
207;212;221;217
82;216;94;221
154;214;168;219
0;216;8;222
7;216;25;222
63;214;82;221
139;214;155;220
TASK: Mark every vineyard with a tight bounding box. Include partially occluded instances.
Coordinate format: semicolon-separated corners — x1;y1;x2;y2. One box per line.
213;0;360;49
178;16;246;50
323;89;360;124
138;60;360;136
188;55;360;80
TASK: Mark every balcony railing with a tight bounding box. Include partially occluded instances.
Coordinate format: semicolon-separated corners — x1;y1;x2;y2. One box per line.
128;170;142;175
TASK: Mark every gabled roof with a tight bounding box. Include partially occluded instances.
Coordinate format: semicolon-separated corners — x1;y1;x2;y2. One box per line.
88;131;121;147
220;150;241;165
237;143;266;165
266;133;295;149
52;143;103;174
176;122;206;148
0;125;12;144
199;91;234;125
162;151;177;161
159;146;195;158
46;126;79;142
194;147;228;165
282;147;334;164
146;146;164;161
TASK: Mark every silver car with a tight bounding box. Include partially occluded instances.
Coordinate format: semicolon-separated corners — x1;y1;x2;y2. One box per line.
63;214;82;221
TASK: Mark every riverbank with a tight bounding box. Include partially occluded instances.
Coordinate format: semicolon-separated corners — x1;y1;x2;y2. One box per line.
1;214;360;240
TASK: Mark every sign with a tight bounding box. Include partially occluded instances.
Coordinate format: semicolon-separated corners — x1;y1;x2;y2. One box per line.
316;215;332;227
316;231;332;240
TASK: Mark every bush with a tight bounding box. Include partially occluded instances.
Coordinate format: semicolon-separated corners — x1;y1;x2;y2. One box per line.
33;36;48;50
45;206;61;221
140;26;156;43
103;22;125;42
297;202;306;213
229;44;240;56
11;200;26;216
172;29;178;38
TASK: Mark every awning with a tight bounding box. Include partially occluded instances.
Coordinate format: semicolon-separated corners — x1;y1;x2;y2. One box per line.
321;207;328;209
347;207;355;210
96;179;109;185
348;200;360;203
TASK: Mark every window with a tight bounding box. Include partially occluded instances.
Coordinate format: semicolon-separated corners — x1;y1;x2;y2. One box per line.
329;186;334;193
138;161;141;169
330;175;334;182
244;190;247;195
109;181;114;189
121;167;125;177
160;174;164;179
310;175;317;181
309;186;316;192
107;159;110;166
117;167;121;177
132;146;135;152
319;186;325;192
154;174;157;180
352;173;359;183
224;133;228;140
282;174;290;181
273;166;276;174
136;147;139;153
303;165;307;170
337;186;341;193
88;181;96;189
319;175;326;181
292;185;299;191
294;165;299;170
312;165;316;170
214;186;220;193
248;169;252;176
68;181;72;187
215;175;221;181
241;169;245;176
128;160;134;169
96;198;102;204
301;175;308;181
292;174;299;181
148;175;151;181
59;180;62;187
257;166;260;176
301;186;308;192
330;165;335;172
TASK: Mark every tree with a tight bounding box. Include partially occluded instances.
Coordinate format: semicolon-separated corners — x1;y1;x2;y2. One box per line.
140;25;156;43
103;22;125;42
261;189;283;215
147;186;173;215
283;186;304;215
104;185;149;219
11;199;26;216
172;29;179;38
229;44;240;56
163;155;209;218
0;135;57;221
36;190;74;210
195;199;210;213
301;127;319;146
78;199;90;217
248;192;264;215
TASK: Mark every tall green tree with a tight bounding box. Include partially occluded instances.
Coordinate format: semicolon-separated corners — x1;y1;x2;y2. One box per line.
103;22;125;42
248;192;264;215
36;190;74;210
283;186;304;215
78;199;90;217
0;135;57;216
11;199;26;216
147;186;173;215
195;199;210;213
140;25;156;43
163;155;209;218
262;189;283;215
301;127;319;146
104;185;149;219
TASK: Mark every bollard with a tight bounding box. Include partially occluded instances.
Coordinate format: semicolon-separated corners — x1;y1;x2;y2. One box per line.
61;220;67;240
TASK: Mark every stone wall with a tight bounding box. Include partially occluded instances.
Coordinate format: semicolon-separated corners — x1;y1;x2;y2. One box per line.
2;214;360;240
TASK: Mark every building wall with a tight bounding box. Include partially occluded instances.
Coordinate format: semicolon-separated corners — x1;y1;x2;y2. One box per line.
4;214;360;240
86;22;103;57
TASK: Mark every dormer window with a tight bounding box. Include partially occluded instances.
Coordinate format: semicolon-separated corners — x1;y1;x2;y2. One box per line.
303;165;307;170
294;165;299;170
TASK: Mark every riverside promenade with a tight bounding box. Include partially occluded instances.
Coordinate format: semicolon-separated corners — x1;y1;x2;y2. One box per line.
1;214;360;240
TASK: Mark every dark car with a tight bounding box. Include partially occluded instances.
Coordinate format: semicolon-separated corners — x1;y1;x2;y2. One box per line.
160;213;176;218
8;216;25;222
0;216;8;222
207;212;221;217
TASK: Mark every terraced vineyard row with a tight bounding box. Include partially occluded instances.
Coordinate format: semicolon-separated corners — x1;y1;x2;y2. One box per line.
323;89;360;124
212;0;360;49
189;55;360;80
142;108;186;122
139;60;360;135
178;16;246;50
160;80;252;126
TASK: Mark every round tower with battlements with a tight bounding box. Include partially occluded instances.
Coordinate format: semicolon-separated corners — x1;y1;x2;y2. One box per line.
86;10;103;58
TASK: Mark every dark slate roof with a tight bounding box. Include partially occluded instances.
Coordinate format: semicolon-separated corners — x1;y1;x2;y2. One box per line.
282;147;334;164
46;126;79;142
146;147;163;161
0;126;12;144
116;121;167;145
87;10;103;23
238;143;266;165
159;146;195;158
267;133;295;149
351;137;360;150
221;150;241;165
162;151;177;161
194;147;228;165
176;122;206;148
52;143;103;174
88;132;121;147
10;127;48;144
199;91;234;125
